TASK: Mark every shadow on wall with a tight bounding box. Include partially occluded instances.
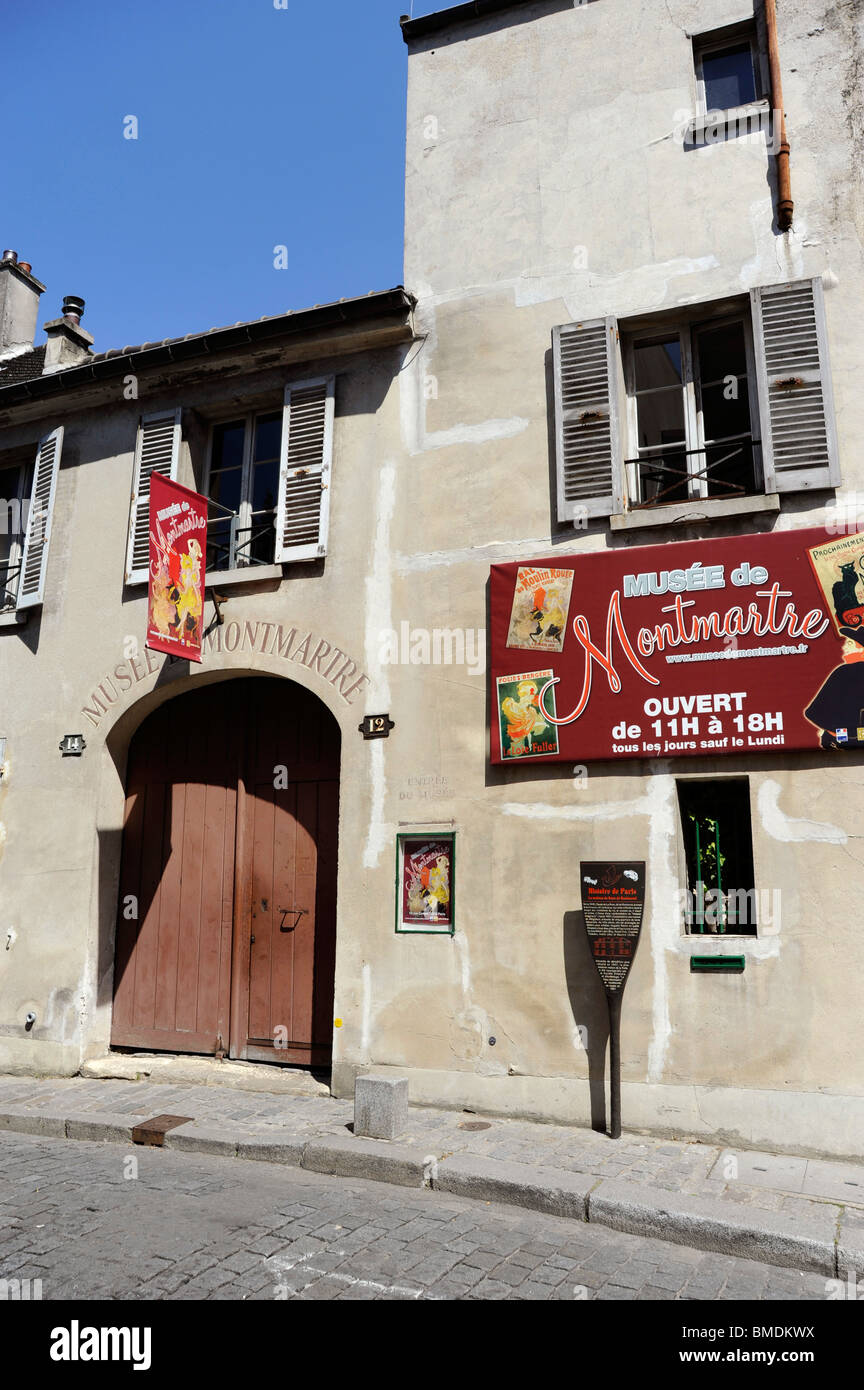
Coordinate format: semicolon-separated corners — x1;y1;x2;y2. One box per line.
563;907;611;1134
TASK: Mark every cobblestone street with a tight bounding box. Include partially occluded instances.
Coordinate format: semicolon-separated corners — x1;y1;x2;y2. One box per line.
0;1133;831;1302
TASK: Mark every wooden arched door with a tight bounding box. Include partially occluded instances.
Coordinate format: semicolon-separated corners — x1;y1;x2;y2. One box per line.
111;677;340;1066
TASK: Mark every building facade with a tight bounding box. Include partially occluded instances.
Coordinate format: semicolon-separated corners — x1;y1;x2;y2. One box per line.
1;0;863;1159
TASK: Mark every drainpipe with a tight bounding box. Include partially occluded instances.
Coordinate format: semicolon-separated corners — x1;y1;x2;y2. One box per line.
764;0;793;230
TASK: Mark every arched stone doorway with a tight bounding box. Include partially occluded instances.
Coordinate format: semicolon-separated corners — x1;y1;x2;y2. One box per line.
111;676;341;1066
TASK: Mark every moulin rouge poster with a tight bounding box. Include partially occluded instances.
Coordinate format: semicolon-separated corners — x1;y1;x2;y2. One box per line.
490;527;864;763
146;474;208;663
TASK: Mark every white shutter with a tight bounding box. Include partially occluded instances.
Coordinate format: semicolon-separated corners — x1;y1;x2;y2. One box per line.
17;426;63;611
553;317;624;520
275;376;335;563
125;409;181;584
750;278;840;493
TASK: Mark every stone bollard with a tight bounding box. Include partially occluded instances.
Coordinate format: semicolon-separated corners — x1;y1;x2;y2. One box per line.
354;1075;409;1141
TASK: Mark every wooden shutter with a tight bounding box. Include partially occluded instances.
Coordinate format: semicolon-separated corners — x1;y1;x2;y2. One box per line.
275;376;335;563
553;317;624;520
750;278;839;493
125;409;181;584
17;426;63;610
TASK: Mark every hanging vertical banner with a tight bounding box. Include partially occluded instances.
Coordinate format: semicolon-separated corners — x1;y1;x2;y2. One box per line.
146;474;207;663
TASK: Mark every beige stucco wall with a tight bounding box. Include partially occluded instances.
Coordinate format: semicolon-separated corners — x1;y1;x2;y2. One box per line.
331;0;864;1156
1;0;863;1159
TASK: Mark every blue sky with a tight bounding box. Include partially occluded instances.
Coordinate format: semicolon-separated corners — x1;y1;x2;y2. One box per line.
1;0;443;353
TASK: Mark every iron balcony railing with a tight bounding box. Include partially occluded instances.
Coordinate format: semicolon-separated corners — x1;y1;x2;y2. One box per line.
0;559;21;612
628;436;762;510
206;500;276;571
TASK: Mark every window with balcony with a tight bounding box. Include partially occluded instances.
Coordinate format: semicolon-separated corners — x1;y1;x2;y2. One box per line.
206;412;281;572
552;277;839;528
0;455;29;611
124;377;335;585
625;314;760;508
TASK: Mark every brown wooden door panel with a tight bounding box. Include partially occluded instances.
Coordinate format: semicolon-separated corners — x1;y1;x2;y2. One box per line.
112;677;340;1066
112;687;238;1055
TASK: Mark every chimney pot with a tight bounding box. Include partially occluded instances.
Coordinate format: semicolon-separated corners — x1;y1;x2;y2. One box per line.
18;262;32;274
1;249;18;264
62;294;85;324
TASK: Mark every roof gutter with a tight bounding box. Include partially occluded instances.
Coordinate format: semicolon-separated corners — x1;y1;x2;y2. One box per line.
401;0;568;43
0;287;416;408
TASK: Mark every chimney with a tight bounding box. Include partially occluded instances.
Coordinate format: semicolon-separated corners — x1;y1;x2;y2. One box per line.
0;250;45;356
42;294;94;374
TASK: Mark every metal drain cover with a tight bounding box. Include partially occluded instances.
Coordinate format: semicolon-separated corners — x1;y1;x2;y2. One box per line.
131;1114;194;1147
459;1121;491;1131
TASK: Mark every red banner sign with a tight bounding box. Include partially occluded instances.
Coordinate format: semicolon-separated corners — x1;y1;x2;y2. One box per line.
490;527;864;763
146;474;207;663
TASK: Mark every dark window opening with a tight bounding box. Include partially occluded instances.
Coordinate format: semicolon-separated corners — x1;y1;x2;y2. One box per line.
678;779;757;935
701;41;757;111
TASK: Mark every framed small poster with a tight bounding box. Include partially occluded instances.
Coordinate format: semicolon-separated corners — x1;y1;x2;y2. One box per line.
396;833;455;935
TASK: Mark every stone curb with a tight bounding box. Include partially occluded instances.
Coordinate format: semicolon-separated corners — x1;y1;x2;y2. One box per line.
65;1112;136;1144
588;1178;839;1276
237;1135;307;1165
300;1134;432;1187
162;1123;241;1157
0;1105;68;1138
433;1153;594;1220
0;1106;850;1275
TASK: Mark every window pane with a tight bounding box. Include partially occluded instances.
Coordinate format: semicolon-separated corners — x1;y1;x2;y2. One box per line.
248;516;276;567
677;779;757;935
700;382;751;441
211;421;245;471
634;339;682;391
695;322;756;497
702;43;756;110
252;460;279;515
207;519;233;573
253;412;281;463
0;465;22;570
207;465;243;514
695;321;747;384
633;339;687;503
635;389;686;452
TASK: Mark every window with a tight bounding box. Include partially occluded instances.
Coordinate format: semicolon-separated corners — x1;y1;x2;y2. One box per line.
697;40;758;112
124;376;335;583
0;455;30;611
625;312;760;507
677;779;757;935
206;412;281;571
0;428;63;612
694;25;764;115
552;277;840;525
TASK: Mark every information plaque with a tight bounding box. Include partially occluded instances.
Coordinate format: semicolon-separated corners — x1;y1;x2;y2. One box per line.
580;861;646;1138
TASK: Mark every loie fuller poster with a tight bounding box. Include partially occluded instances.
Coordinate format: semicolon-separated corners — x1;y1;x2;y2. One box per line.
490;526;864;762
505;565;574;653
146;474;208;663
496;669;560;759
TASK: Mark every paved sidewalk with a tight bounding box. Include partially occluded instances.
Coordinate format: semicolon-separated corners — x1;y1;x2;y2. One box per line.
1;1072;862;1279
